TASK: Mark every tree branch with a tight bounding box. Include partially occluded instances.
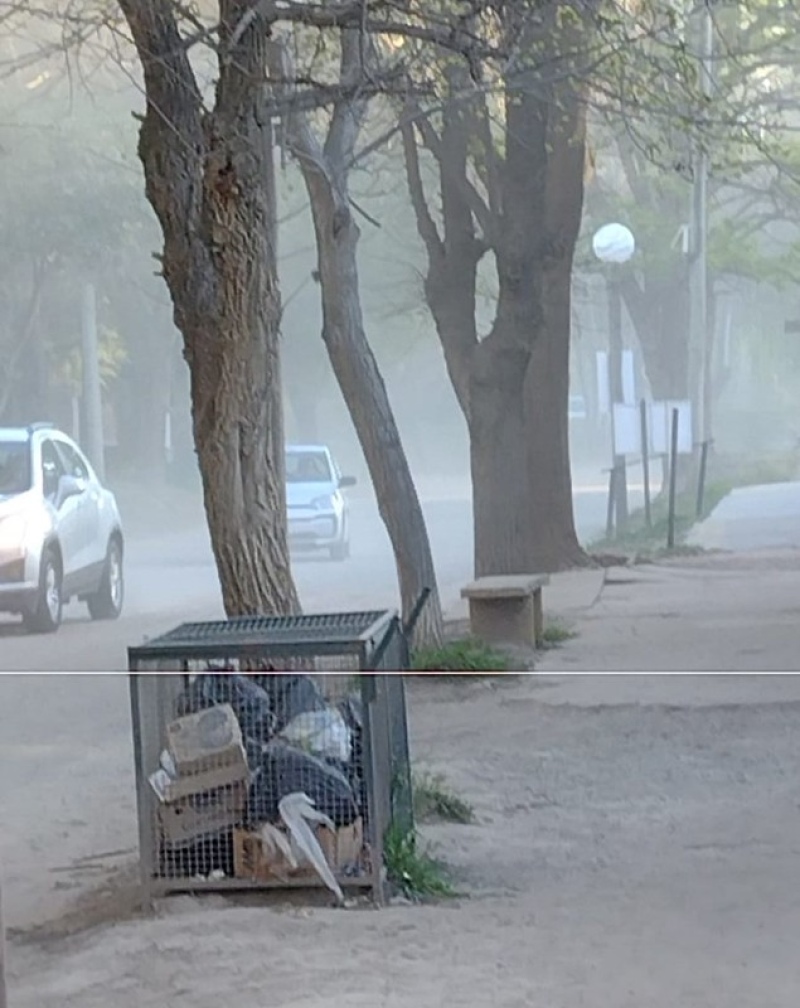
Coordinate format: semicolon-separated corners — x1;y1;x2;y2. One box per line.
406;95;495;246
400;112;443;260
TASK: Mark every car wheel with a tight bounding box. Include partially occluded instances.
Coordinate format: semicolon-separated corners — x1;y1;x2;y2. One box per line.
87;538;124;621
23;549;63;634
329;539;350;562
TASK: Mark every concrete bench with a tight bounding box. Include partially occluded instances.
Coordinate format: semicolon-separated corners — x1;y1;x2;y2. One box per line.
460;574;550;649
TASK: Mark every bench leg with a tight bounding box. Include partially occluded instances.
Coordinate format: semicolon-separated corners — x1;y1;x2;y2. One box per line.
532;589;544;648
468;595;538;649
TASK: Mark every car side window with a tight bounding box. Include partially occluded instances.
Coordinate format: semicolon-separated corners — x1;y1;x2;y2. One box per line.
55;441;90;481
40;440;66;501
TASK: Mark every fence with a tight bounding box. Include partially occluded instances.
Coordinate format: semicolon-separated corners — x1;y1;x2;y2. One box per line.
127;611;412;906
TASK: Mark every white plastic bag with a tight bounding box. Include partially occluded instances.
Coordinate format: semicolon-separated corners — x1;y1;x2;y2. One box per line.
278;792;344;904
280;708;352;763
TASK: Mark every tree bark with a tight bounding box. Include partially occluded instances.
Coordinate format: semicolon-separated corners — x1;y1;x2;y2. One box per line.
314;199;444;646
120;0;299;617
276;34;443;647
621;270;691;400
403;52;589;576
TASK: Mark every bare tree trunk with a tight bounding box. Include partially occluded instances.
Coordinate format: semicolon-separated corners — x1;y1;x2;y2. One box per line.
526;87;589;569
622;271;691;401
404;51;589;577
276;33;443;648
467;339;532;575
527;257;586;569
121;0;298;617
314;198;443;645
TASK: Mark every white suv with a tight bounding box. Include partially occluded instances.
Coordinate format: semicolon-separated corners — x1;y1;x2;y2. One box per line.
0;423;125;633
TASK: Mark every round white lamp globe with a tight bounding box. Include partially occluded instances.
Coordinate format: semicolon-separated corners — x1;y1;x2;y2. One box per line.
592;223;635;265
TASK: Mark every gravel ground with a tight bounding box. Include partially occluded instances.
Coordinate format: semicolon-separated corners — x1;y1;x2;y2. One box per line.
4;670;800;1008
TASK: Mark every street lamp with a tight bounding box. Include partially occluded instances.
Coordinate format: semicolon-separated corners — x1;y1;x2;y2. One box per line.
593;223;635;532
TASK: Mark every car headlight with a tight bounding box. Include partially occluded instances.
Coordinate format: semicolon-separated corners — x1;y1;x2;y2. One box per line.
0;513;30;560
311;495;334;511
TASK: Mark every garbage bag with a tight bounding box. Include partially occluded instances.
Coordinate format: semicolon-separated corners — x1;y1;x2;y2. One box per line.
337;693;363;735
336;693;366;809
280;707;352;763
252;674;327;733
248;741;359;828
177;674;277;747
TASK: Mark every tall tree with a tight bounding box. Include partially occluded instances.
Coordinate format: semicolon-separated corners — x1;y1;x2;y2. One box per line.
119;0;299;616
112;0;500;618
402;5;594;575
273;31;444;646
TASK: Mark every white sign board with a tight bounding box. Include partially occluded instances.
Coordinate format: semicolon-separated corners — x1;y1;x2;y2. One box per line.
596;351;609;415
650;400;693;455
622;350;636;406
612;403;641;456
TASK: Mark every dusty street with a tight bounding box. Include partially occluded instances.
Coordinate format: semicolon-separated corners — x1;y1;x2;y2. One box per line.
2;479;800;1007
0;482;640;672
3;671;799;1008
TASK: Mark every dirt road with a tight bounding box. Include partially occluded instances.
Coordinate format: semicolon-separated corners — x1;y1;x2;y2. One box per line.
0;485;633;671
4;669;799;1008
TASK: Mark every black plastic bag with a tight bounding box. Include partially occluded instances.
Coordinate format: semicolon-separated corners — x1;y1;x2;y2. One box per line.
176;673;277;747
248;741;359;828
337;693;363;734
251;674;327;733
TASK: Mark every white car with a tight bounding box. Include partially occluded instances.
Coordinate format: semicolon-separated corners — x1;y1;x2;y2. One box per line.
285;444;356;561
0;422;124;633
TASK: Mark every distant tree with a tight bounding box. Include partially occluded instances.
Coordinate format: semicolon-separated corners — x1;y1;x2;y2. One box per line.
0;82;142;424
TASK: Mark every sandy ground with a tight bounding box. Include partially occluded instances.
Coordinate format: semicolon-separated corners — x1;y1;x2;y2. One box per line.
4;663;800;1004
3;473;800;1005
537;550;800;673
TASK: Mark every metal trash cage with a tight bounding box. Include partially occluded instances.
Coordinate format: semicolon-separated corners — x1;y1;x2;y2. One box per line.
127;610;413;905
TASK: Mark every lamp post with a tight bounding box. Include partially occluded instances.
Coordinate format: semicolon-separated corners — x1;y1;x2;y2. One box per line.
593;222;636;532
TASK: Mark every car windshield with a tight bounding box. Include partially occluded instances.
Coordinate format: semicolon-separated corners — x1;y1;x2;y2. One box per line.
0;441;32;496
285;450;333;484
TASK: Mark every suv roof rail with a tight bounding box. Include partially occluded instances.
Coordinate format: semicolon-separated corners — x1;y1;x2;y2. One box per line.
27;421;55;432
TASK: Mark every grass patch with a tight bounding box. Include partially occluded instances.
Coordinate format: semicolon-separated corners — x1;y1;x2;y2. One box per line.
590;451;800;560
539;620;578;650
589;481;731;559
413;771;475;824
383;824;456;900
412;636;510;673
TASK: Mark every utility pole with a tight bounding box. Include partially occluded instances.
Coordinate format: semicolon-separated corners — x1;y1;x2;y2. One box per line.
1;869;8;1008
81;283;106;482
607;276;628;528
688;2;715;450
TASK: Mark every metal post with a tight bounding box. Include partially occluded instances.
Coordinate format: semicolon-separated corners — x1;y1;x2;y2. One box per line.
0;867;8;1008
605;466;616;540
81;283;105;482
696;438;710;517
608;276;628;529
667;408;680;549
640;398;652;528
688;3;714;454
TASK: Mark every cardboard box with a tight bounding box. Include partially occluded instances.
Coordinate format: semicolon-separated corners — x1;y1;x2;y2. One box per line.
233;817;364;882
166;703;246;776
157;778;248;845
149;757;249;805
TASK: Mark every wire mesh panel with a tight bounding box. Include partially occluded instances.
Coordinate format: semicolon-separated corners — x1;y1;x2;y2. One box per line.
128;611;410;906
